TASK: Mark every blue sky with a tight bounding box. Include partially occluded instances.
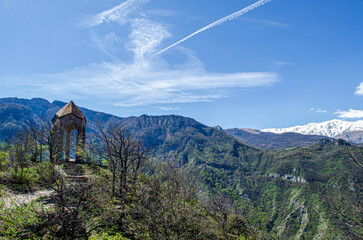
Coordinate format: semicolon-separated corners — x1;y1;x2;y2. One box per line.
0;0;362;129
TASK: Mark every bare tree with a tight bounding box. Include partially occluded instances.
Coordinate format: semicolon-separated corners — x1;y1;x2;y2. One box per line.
90;121;148;199
26;120;47;163
26;115;63;164
205;192;259;239
35;160;116;239
6;131;34;180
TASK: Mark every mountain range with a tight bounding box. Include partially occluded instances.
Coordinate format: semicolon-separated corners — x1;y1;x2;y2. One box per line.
262;119;363;144
0;97;362;239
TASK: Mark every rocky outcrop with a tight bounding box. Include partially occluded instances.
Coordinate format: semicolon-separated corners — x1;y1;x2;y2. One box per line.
267;172;307;183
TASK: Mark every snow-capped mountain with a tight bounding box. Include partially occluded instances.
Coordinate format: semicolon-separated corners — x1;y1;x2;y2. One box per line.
262;119;363;139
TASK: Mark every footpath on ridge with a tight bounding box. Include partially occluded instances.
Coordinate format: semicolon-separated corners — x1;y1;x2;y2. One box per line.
1;163;88;209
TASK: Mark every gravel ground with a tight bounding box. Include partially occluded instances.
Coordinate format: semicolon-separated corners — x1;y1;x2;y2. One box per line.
2;189;54;209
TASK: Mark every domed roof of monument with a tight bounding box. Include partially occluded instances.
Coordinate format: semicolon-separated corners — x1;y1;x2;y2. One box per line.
55;101;86;119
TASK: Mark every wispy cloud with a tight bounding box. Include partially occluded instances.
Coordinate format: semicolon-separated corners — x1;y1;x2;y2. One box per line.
335;109;363;119
128;18;171;62
269;60;293;70
26;57;279;106
156;106;181;111
90;31;123;59
77;0;149;28
355;82;363;96
310;108;327;113
0;0;280;107
241;18;289;28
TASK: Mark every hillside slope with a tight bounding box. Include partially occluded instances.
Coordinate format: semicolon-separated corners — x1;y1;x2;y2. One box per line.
0;97;124;140
0;97;362;239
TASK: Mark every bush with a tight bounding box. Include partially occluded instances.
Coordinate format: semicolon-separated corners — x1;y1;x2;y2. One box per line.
0;145;6;171
0;198;42;239
90;232;130;240
10;167;39;184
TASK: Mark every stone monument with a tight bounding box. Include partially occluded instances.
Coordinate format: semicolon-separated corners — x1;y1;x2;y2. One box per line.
52;101;87;163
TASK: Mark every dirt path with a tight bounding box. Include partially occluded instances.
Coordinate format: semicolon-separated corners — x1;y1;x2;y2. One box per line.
2;164;87;209
2;189;55;209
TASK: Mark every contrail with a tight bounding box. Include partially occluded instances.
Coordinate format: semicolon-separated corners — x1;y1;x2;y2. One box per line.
154;0;272;56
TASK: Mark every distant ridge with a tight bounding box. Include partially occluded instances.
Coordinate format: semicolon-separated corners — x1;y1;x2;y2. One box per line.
225;128;326;150
262;119;363;144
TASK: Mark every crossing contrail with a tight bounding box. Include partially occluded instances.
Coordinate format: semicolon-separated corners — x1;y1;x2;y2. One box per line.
154;0;272;56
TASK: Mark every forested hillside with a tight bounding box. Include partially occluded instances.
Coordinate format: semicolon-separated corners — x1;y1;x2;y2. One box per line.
0;97;362;239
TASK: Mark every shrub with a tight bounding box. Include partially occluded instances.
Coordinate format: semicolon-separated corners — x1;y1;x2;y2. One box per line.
90;232;130;240
0;198;42;238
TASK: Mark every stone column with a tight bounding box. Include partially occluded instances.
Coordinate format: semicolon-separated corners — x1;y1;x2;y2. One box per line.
75;128;86;164
65;130;71;162
56;130;64;162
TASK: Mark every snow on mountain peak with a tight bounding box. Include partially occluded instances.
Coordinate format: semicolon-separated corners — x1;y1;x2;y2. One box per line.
262;119;363;138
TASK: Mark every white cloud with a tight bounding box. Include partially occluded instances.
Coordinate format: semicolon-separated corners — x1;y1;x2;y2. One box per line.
128;18;171;61
1;0;280;107
335;109;363;119
269;60;293;70
28;57;279;106
156;106;181;111
355;82;363;96
271;61;293;67
310;108;327;113
77;0;149;28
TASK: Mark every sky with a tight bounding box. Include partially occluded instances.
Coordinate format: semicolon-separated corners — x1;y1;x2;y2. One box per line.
0;0;363;129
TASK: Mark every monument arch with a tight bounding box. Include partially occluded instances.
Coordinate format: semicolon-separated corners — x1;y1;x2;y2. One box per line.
52;101;86;163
